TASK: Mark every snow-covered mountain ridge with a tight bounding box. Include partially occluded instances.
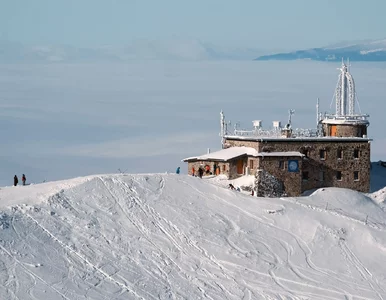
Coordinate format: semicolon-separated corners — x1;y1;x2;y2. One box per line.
255;38;386;61
0;173;385;299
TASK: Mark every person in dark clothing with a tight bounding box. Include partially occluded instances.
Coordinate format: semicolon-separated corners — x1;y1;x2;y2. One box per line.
22;174;26;185
14;175;18;186
205;165;210;174
198;167;204;178
228;183;235;190
176;167;180;174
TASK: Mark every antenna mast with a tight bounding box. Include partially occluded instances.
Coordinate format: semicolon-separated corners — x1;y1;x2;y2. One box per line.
288;109;295;127
220;110;226;148
316;97;320;126
335;59;356;116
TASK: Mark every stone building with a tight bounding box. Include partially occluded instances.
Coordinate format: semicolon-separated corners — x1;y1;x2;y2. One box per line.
183;62;371;196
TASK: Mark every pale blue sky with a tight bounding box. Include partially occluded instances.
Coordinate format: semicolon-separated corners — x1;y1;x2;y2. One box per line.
1;0;386;50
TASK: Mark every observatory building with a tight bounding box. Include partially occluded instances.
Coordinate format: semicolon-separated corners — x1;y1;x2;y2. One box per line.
183;62;371;196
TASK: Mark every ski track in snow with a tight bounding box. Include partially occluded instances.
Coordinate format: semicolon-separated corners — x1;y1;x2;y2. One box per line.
100;175;235;299
339;239;385;300
0;173;385;299
178;177;385;300
0;241;71;300
97;176;179;299
114;176;239;298
24;212;144;299
281;197;386;232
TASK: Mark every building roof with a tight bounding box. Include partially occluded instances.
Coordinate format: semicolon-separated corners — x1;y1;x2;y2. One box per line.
182;147;259;162
322;118;369;125
224;135;372;142
182;147;304;162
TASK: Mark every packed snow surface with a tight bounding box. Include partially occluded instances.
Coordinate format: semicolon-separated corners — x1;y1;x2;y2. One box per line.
1;174;386;299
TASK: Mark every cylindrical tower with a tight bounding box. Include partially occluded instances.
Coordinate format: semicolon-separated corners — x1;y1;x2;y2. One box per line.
322;61;369;137
322;120;368;138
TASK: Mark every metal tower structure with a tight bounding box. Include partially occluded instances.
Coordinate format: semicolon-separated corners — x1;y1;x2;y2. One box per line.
220;110;226;148
334;60;356;116
219;62;368;142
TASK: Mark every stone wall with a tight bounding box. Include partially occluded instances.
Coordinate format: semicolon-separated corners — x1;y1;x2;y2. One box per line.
228;156;249;179
187;156;249;179
323;123;368;137
257;156;302;196
186;138;370;194
187;161;230;177
224;137;371;194
225;139;258;150
261;140;371;193
247;158;258;176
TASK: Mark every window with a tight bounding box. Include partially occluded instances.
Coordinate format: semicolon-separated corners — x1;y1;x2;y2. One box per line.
302;171;309;181
262;146;273;152
301;149;309;157
320;149;326;160
336;171;342;181
319;171;325;181
279;160;285;170
222;165;226;171
337;149;343;159
354;171;359;181
354;149;360;159
249;160;254;169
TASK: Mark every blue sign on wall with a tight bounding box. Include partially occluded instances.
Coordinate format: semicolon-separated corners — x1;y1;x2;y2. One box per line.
288;160;299;172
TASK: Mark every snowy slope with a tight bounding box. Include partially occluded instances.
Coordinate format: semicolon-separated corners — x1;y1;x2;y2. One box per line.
1;174;386;299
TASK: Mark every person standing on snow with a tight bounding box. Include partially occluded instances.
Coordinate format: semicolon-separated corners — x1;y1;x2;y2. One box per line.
22;174;26;185
205;165;210;175
198;167;204;178
14;175;18;186
176;167;180;174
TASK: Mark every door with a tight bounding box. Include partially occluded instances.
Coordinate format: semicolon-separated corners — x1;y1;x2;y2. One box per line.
237;159;244;174
330;125;337;136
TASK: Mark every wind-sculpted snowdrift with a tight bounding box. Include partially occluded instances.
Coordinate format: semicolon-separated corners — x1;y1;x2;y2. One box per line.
0;174;386;299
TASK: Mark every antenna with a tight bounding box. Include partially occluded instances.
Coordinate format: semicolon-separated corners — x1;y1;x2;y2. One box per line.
334;60;356;116
316;98;320;126
220;110;225;148
288;109;295;126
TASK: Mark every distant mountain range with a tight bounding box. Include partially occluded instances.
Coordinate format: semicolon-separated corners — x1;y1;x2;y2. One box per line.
0;39;263;63
255;39;386;61
3;38;386;63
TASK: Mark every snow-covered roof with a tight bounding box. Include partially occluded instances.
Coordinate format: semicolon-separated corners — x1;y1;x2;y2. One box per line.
182;147;259;162
182;148;305;162
322;118;369;125
257;151;304;157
